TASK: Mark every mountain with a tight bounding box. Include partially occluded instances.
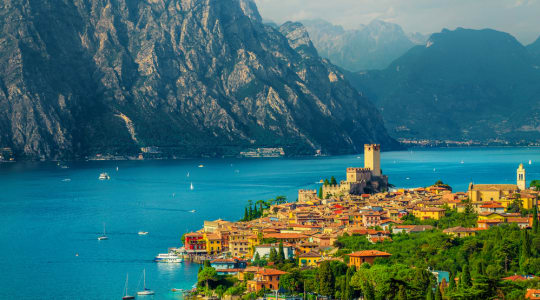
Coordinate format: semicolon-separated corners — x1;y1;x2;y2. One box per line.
301;19;418;71
0;0;399;160
347;28;540;144
528;35;540;63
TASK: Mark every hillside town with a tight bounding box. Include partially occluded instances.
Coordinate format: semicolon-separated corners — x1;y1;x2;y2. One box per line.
175;145;540;299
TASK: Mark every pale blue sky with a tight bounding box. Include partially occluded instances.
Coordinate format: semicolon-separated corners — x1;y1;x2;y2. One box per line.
254;0;540;45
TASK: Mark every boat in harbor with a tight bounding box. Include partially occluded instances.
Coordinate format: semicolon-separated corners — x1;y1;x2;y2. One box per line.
190;182;194;190
122;274;135;300
154;252;183;263
98;224;108;240
137;269;155;296
99;173;110;180
189;210;196;213
138;231;149;236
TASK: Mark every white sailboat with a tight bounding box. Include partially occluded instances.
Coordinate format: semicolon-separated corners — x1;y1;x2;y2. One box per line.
122;274;135;300
190;182;194;190
98;224;108;240
137;269;155;295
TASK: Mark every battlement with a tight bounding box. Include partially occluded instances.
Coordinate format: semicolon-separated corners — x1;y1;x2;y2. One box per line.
298;189;317;202
298;189;317;193
347;168;371;172
364;144;380;151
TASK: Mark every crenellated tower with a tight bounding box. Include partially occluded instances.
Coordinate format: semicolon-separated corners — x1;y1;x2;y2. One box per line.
364;144;381;176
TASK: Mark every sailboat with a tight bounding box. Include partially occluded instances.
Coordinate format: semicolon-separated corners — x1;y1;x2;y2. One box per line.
98;224;108;240
529;160;532;165
137;269;155;295
122;274;135;300
190;182;194;190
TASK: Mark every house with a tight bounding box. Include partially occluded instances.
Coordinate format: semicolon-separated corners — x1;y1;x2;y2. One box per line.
247;268;287;292
204;233;222;254
263;233;308;243
479;202;505;214
443;227;477;238
298;252;322;267
507;217;531;229
502;275;536;281
477;219;505;229
210;258;247;275
392;225;434;234
184;232;206;254
412;207;445;220
525;289;540;299
253;244;295;260
347;250;391;267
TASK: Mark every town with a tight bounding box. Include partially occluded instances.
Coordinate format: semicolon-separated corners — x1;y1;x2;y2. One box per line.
173;145;539;299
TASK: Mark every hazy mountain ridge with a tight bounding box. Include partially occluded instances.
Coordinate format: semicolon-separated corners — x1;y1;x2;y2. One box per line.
347;28;540;144
0;0;399;160
301;19;421;71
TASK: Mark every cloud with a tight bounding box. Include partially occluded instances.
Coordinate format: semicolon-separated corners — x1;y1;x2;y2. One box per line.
253;0;540;44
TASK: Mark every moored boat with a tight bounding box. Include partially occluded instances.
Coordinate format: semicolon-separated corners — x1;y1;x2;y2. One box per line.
137;269;154;296
138;231;149;235
99;173;110;180
154;252;183;263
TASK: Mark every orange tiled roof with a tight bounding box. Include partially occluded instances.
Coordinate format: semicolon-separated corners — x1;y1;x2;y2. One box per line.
257;268;288;276
263;233;307;239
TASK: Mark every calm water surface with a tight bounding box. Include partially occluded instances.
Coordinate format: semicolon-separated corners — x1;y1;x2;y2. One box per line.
1;148;539;299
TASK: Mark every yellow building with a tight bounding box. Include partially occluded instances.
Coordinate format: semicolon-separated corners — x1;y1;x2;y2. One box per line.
518;193;538;210
468;183;519;202
204;233;222;255
478;212;506;221
412;207;446;220
298;252;321;267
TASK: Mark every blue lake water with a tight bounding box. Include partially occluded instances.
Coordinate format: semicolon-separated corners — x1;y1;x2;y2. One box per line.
1;147;539;299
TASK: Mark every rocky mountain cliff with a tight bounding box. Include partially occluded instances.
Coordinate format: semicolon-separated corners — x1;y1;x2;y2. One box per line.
347;28;540;144
528;35;540;64
301;19;419;71
0;0;399;160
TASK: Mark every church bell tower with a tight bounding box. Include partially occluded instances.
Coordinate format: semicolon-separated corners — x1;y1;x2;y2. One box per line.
517;163;526;191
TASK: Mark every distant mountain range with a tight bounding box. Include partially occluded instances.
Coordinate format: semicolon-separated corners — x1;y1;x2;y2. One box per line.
301;19;428;72
0;0;399;160
346;28;540;144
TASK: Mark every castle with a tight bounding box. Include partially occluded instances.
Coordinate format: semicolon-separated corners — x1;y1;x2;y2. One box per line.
322;144;389;197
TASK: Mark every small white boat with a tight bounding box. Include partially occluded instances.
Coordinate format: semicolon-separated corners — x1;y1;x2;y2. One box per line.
189;210;196;213
62;178;71;182
190;182;194;190
198;164;204;168
138;231;149;235
137;269;155;295
460;160;464;164
116;166;119;172
99;173;110;180
171;288;184;293
98;224;108;240
122;273;135;300
529;160;532;165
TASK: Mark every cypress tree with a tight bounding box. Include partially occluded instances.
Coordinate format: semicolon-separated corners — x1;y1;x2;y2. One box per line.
269;247;277;263
522;229;532;259
253;204;258;219
243;207;248;221
278;241;286;263
254;252;261;267
345;267;355;300
318;186;323;199
362;280;375;300
248;204;253;221
533;205;538;234
259;202;264;216
318;261;335;298
460;265;471;288
448;271;456;290
435;285;443;300
330;176;337;185
426;286;434;300
324;179;330;186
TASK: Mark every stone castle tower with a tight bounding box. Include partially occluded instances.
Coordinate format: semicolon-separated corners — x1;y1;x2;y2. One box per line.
517;163;526;190
364;144;381;176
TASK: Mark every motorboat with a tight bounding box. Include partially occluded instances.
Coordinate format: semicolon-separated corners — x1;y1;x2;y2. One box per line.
99;173;110;180
154;253;183;263
138;231;149;236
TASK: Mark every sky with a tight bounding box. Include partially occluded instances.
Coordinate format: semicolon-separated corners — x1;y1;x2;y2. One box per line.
253;0;540;45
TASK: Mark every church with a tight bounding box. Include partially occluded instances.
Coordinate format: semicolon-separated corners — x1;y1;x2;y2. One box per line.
322;144;389;197
468;164;537;210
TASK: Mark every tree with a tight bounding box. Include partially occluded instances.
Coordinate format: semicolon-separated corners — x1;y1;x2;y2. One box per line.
397;285;407;300
280;269;303;293
330;176;337;185
435;285;443;300
448;271;456;290
243;207;248;221
426;286;434;300
216;285;227;299
269;247;277;263
460;264;471;288
274;196;287;205
521;229;532;262
318;261;335;298
318;186;323;199
361;280;375;300
324;179;330;186
278;241;286;263
198;266;218;290
533;205;538;234
254;252;261;267
344;267;355;300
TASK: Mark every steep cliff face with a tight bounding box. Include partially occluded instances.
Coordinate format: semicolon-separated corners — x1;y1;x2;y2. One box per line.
0;0;398;160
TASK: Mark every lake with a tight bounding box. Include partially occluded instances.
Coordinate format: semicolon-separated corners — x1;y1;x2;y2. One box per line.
0;147;539;299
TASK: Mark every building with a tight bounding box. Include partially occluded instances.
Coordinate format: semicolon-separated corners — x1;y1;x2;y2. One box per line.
247;268;287;292
322;144;389;197
479;202;505;213
443;227;477;238
468;183;519;202
525;289;540;299
412;207;446;220
298;252;322;267
253;244;295;260
298;190;317;202
517;164;526;191
211;258;247;275
184;232;206;254
204;233;222;255
347;250;391;267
